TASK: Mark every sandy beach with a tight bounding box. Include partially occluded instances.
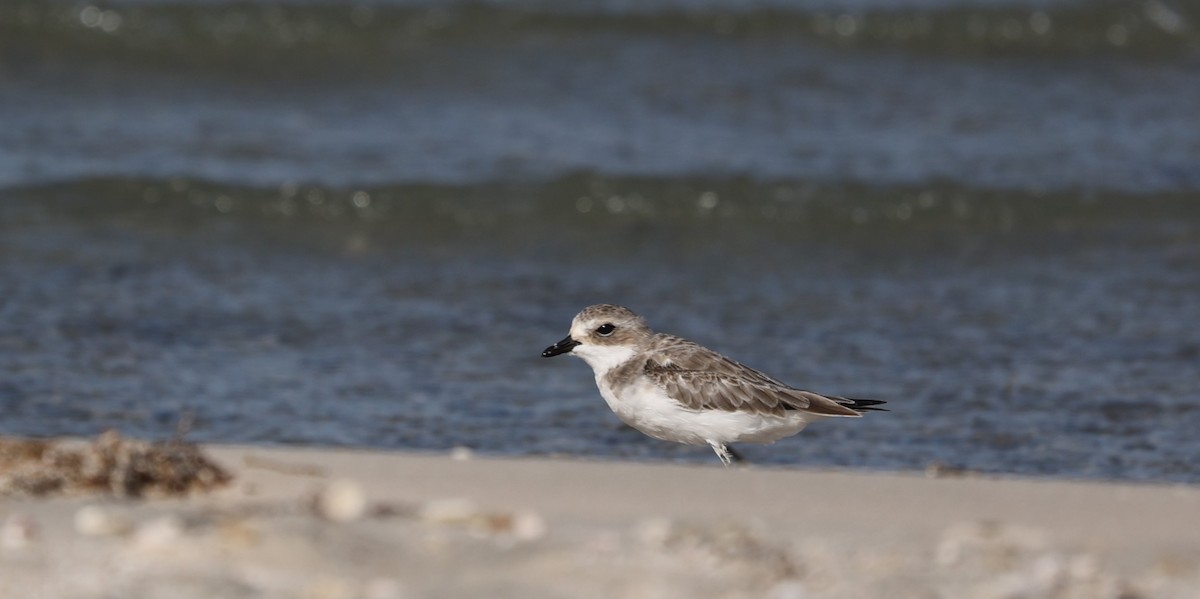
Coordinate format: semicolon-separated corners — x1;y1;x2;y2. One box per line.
1;442;1198;598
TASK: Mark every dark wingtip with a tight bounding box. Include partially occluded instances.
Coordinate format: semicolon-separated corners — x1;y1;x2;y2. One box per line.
842;398;888;413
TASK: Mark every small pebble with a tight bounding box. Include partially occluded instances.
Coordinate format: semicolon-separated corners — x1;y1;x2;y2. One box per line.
316;479;368;523
510;510;547;542
131;515;185;550
449;446;473;461
74;505;133;537
418;498;479;524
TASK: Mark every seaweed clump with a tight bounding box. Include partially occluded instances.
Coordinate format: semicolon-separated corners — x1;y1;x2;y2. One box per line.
0;431;232;498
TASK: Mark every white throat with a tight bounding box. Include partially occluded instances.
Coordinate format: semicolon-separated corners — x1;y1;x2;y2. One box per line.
571;343;638;376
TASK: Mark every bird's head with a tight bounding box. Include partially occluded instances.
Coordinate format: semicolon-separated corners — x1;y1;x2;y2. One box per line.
542;304;651;373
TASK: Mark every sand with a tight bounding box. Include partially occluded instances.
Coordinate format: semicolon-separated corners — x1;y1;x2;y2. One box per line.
2;443;1199;598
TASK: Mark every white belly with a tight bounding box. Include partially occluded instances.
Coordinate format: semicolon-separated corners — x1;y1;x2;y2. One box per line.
595;376;810;446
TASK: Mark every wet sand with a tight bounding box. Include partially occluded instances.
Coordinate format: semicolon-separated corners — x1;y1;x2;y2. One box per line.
2;444;1199;598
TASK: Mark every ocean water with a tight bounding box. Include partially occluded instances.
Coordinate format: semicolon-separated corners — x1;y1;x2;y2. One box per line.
2;0;1199;482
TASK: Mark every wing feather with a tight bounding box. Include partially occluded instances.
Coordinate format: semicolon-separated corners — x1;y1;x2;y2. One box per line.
640;334;864;418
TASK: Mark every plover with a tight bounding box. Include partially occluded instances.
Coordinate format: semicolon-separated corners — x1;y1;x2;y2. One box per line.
542;304;885;466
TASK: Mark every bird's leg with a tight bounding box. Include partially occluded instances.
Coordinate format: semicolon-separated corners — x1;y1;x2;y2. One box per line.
707;440;734;467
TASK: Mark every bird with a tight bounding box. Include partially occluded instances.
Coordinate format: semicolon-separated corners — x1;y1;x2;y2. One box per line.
541;304;885;466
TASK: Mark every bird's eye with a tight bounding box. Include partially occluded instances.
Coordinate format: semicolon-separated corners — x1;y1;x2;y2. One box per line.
596;323;615;336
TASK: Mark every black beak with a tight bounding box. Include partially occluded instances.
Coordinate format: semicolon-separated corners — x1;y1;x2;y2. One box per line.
542;336;580;358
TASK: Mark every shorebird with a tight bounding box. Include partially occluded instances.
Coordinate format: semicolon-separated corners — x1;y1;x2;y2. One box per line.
542;304;885;465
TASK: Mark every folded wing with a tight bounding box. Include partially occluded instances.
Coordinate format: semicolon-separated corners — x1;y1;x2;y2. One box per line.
641;334;873;418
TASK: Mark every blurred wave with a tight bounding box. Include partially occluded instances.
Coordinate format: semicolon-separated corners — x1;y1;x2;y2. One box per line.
7;175;1197;238
3;0;1199;192
2;0;1196;73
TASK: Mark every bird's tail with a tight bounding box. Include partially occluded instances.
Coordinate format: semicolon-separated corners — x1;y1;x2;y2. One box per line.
836;397;888;413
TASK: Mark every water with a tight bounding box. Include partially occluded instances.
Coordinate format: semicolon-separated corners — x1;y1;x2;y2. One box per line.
2;0;1199;482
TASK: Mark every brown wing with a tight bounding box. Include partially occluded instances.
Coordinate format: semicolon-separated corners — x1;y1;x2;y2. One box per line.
642;335;863;418
643;335;781;385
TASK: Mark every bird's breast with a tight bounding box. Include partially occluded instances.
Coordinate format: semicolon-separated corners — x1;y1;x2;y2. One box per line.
595;376;707;444
593;374;811;445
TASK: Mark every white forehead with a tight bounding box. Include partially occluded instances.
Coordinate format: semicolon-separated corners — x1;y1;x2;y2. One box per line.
571;311;609;328
569;317;599;339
